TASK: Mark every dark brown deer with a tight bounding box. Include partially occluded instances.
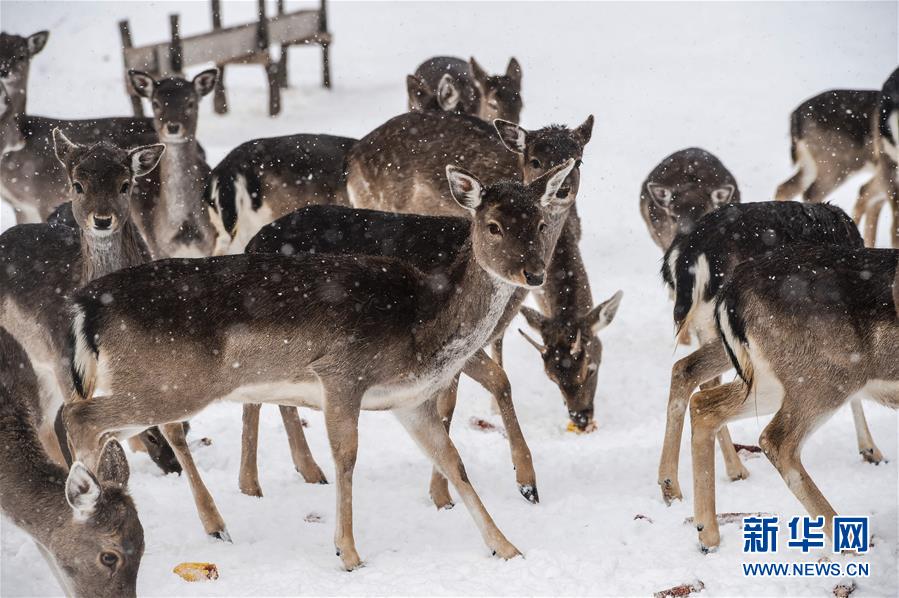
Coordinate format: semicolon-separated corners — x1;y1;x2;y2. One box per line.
407;56;482;117
0;130;179;474
62;160;576;566
206;133;356;254
469;57;523;123
0;327;143;598
691;245;898;552
657;201;883;506
0;81;25;153
639;148;740;251
0;30;48;102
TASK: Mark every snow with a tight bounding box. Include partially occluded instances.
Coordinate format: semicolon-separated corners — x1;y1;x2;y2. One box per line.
1;1;897;596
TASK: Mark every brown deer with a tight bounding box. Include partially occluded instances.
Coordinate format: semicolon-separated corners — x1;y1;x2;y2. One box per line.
691;245;898;552
0;30;48;102
0;327;143;598
469;57;523;123
0;80;26;153
639;148;740;251
0;130;179;474
62;160;577;565
206;133;356;255
407;57;482;118
657;202;884;506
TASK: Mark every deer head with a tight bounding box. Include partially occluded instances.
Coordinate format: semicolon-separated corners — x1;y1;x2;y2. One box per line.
128;69;218;142
0;30;48;95
469;57;523;123
0;81;25;153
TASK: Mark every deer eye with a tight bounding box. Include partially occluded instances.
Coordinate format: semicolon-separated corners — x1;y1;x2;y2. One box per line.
100;551;119;569
120;182;130;194
529;158;541;169
187;99;196;110
575;159;583;169
487;222;502;236
72;182;84;194
538;221;547;233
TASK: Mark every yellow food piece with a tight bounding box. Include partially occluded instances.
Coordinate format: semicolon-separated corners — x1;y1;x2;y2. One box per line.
173;562;219;582
566;421;598;434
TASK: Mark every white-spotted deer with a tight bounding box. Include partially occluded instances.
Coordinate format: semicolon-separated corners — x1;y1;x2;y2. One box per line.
691;245;898;552
206;133;356;255
657;201;884;505
639;147;740;251
62;161;578;566
0;327;143;598
0;130;179;474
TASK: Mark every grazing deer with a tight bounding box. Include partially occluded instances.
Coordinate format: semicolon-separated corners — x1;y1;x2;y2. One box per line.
0;30;48;101
0;129;178;473
127;69;218;258
240;204;539;502
63;160;577;565
0;81;26;153
657;201;884;506
639;148;740;251
206;133;356;255
407;56;482;117
0;327;143;598
691;245;898;552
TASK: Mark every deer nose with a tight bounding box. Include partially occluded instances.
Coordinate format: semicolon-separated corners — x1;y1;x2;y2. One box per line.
166;123;182;135
569;409;593;430
92;215;113;230
523;269;545;287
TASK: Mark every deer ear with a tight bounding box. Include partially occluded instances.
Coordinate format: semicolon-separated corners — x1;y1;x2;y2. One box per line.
128;70;155;99
586;290;623;334
436;74;461;112
128;143;165;177
647;182;673;209
519;306;546;330
710;184;735;206
97;439;130;489
573;115;594;146
494;119;527;154
537;159;576;207
27;31;49;56
469;57;488;84
446;165;484;211
52;128;81;168
192;68;219;97
406;75;431;111
506;57;522;88
66;462;101;520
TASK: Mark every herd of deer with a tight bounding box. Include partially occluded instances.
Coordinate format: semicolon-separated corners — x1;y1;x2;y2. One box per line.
0;28;896;597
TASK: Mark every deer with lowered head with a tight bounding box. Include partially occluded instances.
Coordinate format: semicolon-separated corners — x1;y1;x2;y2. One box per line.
0;327;143;598
691;244;898;552
657;201;884;506
62;160;578;566
0;129;179;474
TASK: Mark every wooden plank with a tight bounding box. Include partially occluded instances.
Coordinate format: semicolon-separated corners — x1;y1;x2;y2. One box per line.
269;11;321;44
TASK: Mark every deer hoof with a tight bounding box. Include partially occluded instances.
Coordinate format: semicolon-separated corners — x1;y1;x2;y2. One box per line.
239;481;264;498
518;484;539;504
301;465;329;484
660;479;683;505
860;447;886;465
210;529;232;543
728;465;750;482
492;542;523;560
339;549;363;571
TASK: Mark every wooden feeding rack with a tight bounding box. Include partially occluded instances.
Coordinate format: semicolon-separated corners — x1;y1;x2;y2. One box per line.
119;0;332;117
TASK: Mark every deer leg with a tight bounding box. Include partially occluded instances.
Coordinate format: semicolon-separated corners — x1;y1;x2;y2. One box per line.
322;385;363;571
802;168;846;203
488;336;504;414
463;349;537;504
850;397;884;464
715;425;749;482
428;375;458;510
658;341;731;504
863;195;887;248
278;405;327;483
160;422;230;541
239;403;264;497
395;394;521;560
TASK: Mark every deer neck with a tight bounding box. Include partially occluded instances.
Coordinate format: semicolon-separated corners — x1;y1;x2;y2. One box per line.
541;218;592;319
80;219;150;283
155;138;214;256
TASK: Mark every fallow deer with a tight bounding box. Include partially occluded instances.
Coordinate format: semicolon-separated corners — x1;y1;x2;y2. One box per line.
639;147;740;251
0;30;48;103
691;245;898;552
0;81;26;154
0;327;143;598
127;69;219;258
407;56;481;117
62;160;577;566
0;130;178;473
469;57;523;123
657;201;883;505
205;133;356;254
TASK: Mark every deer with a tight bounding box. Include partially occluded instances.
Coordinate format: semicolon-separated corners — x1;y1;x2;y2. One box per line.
639;148;740;252
0;30;48;103
126;69;219;258
691;244;898;552
0;327;143;598
61;160;577;566
469;57;523;123
657;201;885;506
239;204;541;502
0;129;179;475
0;80;26;154
205;132;357;255
347;112;619;439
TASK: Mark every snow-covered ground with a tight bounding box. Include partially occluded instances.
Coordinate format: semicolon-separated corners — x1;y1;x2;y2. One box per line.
1;1;897;596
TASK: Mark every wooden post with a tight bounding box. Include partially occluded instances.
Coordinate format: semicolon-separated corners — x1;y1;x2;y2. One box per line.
319;0;331;89
257;0;280;116
210;0;228;114
276;0;289;88
169;14;183;75
118;19;144;117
